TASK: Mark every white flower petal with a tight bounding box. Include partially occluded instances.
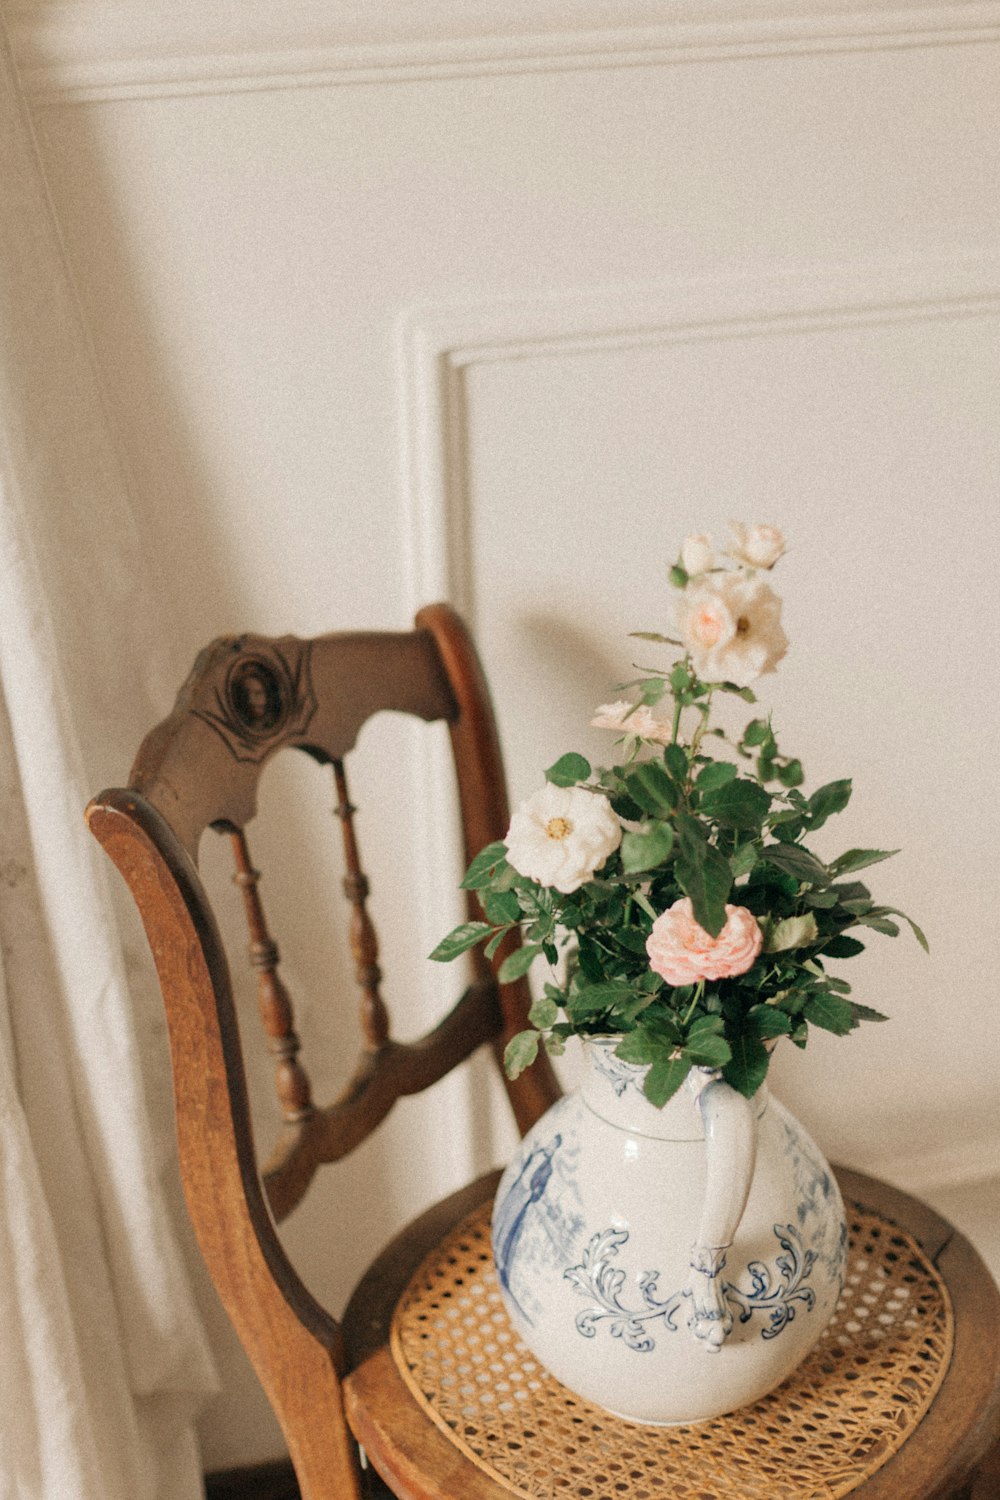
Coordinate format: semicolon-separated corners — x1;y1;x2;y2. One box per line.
505;784;622;893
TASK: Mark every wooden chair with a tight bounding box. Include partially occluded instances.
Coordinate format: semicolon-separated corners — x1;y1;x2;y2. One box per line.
87;606;1000;1500
87;605;560;1498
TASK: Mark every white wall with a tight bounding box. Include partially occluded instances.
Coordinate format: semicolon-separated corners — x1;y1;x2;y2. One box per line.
11;0;1000;1470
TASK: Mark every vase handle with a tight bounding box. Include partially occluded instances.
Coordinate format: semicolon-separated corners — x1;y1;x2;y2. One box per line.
684;1079;757;1351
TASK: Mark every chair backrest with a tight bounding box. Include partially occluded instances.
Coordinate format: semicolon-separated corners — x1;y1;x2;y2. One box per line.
86;602;560;1497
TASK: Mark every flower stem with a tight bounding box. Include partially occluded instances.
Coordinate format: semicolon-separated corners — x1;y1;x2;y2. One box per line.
682;979;706;1027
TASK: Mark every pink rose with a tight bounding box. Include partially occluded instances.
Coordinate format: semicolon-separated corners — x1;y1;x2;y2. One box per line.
646;898;763;986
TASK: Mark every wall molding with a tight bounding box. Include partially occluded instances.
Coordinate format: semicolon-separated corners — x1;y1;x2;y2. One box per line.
400;258;1000;1201
9;0;1000;102
399;256;1000;619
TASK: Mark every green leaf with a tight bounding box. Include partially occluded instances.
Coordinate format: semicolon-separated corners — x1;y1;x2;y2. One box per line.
631;889;660;922
616;990;660;1024
638;677;668;706
664;743;688;781
484;928;507;960
529;993;559;1029
831;880;872;904
777;759;805;788
567;982;636;1019
821;934;866;959
687;1013;725;1041
669;662;692;694
696;761;738;792
630;630;682;645
684;1033;732;1069
730;842;760;878
614;925;654;955
760;843;830;885
615;1030;667;1065
723;1034;770;1098
674;815;732;937
621;821;675;874
747;1004;793;1039
699;778;771;831
804;991;855;1035
644;1055;691;1107
858;916;900;937
807;779;852;830
902;915;929;952
503;1030;540;1078
429;921;493;961
497;943;543;983
460;840;510;890
545;752;592;787
849;1001;890;1024
483;889;520;925
624;761;677;815
828;848;898;876
859;907;929;953
802;888;839;908
669;564;689;588
764;912;820;953
741;718;770;748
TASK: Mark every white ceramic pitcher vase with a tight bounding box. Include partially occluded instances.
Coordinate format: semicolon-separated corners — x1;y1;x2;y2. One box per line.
491;1037;847;1424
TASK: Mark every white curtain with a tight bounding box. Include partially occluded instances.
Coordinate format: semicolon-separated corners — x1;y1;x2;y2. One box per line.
0;21;217;1500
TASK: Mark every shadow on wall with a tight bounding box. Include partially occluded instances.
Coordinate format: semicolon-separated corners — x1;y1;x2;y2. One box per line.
514;611;623;735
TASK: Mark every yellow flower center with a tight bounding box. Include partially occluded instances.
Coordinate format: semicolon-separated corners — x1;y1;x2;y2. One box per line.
545;816;573;841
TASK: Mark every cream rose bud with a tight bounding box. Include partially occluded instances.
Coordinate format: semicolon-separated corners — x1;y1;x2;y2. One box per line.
592;701;673;745
646;898;763;986
505;783;622;894
680;533;714;577
675;570;788;688
727;521;787;570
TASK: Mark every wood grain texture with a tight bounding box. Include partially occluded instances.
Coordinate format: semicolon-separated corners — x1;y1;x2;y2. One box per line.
87;793;364;1500
87;608;558;1499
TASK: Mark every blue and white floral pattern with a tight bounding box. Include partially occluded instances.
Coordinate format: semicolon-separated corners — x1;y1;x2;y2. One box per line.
565;1221;817;1351
589;1047;650;1099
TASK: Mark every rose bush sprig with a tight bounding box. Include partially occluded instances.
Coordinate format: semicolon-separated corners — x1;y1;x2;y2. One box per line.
431;524;926;1107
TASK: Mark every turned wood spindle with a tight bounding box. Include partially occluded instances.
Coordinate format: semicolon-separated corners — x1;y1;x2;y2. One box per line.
230;829;315;1123
331;760;390;1051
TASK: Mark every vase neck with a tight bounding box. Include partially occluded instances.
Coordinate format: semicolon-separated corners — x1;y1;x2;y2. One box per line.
580;1036;767;1140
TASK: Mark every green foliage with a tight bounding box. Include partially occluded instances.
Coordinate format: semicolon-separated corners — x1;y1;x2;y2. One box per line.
430;553;925;1108
621;822;675;874
546;752;592;787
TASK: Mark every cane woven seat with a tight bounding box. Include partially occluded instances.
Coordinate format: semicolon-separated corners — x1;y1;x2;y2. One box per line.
389;1188;951;1499
344;1165;1000;1499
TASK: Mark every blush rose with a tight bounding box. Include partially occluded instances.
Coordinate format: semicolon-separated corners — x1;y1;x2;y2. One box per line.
674;570;788;688
646;897;763;986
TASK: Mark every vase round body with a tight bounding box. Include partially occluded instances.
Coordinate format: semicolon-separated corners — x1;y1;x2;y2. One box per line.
491;1037;847;1425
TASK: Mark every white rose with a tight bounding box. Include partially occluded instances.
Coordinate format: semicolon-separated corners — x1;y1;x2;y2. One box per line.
505;783;622;894
675;571;788;688
727;521;786;570
681;533;714;577
591;701;673;745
